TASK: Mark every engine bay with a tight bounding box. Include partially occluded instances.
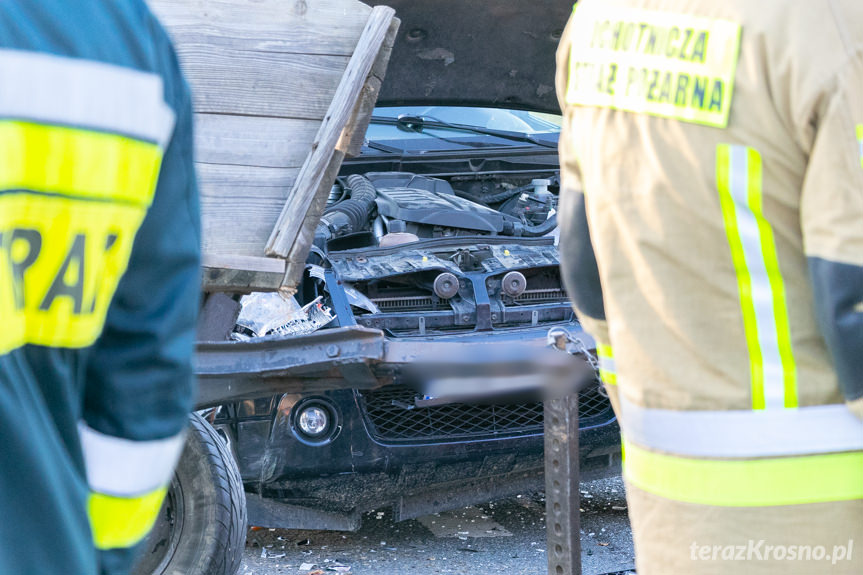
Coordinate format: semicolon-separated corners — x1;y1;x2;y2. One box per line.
316;171;561;252
229;169;572;340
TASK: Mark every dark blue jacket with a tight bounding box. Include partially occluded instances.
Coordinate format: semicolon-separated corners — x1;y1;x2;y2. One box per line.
0;1;200;573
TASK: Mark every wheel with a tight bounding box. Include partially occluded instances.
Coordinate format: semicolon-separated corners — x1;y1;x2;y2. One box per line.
133;413;247;575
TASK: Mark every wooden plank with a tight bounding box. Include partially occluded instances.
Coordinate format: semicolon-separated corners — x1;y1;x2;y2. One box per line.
281;149;347;294
202;254;287;273
151;0;372;121
202;267;284;293
149;0;398;291
201;255;287;293
196;163;300;199
266;5;397;257
197;164;299;257
150;0;371;57
195;114;319;169
278;18;400;291
337;18;400;157
179;47;349;120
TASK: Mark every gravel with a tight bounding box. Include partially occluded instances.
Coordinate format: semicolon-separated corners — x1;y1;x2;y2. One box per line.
240;477;635;575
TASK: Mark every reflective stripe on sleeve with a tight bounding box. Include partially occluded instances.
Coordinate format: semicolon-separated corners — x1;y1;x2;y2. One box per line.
0;121;163;207
623;439;863;507
596;344;617;385
0;49;175;147
619;395;863;458
79;423;185;497
716;145;797;409
88;487;167;550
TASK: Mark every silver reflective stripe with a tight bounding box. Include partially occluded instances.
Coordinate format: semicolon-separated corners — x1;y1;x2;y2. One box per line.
727;146;786;409
79;423;186;497
619;395;863;458
599;356;616;374
0;49;175;147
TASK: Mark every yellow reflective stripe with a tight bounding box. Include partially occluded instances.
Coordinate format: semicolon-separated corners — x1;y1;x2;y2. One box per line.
565;4;742;127
716;145;797;409
88;487;167;550
624;440;863;507
857;124;863;169
596;344;617;385
0;120;163;355
0;121;162;207
0;196;145;354
716;145;763;406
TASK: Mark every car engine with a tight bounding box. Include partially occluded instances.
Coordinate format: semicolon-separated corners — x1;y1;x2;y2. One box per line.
315;172;560;250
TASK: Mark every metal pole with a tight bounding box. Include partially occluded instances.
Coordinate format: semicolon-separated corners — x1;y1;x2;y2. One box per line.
544;394;581;575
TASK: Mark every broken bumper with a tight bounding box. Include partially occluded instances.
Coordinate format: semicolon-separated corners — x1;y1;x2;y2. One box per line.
194;326;595;409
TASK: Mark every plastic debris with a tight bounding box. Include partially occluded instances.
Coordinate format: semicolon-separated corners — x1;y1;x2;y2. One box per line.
231;293;334;340
260;548;286;559
343;284;381;314
299;563;317;571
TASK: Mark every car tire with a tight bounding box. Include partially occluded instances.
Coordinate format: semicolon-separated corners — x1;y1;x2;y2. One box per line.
133;413;247;575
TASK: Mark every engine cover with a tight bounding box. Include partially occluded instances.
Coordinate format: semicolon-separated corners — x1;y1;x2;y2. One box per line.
367;173;515;233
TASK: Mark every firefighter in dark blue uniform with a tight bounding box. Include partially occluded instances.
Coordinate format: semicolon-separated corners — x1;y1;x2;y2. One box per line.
0;1;200;573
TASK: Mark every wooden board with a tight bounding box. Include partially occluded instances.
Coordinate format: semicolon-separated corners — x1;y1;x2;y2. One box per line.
266;6;397;257
148;0;394;291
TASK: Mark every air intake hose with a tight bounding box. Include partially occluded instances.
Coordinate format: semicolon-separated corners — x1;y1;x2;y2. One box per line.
317;175;378;239
516;213;558;237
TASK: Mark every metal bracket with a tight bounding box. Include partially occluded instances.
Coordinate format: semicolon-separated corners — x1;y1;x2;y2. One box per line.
545;394;581;575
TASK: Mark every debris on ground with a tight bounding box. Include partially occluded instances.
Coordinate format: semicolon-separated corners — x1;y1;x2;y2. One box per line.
416;506;513;539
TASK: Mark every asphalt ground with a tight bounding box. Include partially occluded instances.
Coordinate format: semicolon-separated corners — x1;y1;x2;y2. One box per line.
240;477;635;575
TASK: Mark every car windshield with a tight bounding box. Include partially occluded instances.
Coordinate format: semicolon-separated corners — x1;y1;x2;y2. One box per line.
365;106;561;153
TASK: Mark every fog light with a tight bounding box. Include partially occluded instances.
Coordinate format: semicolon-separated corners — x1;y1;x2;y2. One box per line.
297;406;329;437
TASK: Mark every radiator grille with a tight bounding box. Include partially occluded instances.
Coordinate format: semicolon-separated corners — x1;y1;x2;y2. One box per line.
512;288;568;304
369;296;449;312
359;383;612;443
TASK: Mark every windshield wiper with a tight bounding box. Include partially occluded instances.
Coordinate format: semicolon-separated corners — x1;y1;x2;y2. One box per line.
363;139;404;154
370;115;559;149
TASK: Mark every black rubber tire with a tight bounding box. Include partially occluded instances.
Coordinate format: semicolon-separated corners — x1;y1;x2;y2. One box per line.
133;413;247;575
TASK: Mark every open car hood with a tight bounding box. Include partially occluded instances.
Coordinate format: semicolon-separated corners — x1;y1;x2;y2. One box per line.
368;0;574;114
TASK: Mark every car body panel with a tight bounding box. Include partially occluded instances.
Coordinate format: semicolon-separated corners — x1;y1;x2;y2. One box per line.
366;0;574;114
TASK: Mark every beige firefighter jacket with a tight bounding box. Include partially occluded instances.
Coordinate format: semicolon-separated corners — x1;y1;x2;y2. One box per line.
556;1;863;573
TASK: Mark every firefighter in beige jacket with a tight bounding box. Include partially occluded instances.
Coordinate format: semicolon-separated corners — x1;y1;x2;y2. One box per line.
556;0;863;573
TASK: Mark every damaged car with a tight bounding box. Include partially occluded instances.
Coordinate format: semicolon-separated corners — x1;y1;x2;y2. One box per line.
138;105;619;575
134;2;617;575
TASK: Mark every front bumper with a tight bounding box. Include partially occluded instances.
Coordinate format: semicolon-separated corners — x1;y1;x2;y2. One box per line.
194;325;596;409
